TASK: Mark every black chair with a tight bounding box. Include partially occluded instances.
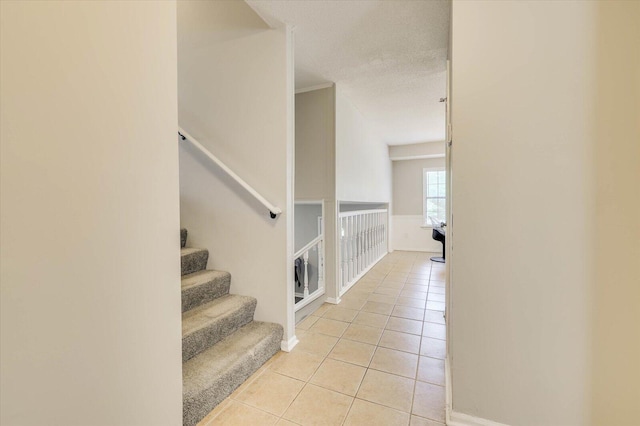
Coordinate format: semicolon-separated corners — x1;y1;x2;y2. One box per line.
429;216;446;263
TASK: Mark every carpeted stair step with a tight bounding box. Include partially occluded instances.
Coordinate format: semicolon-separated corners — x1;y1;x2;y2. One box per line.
182;294;257;362
181;270;231;313
180;228;188;248
182;321;283;426
181;247;208;276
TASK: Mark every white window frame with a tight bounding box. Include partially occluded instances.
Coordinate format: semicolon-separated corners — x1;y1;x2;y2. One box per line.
423;167;446;227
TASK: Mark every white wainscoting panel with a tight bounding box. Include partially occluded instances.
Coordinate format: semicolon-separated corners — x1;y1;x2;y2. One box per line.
391;215;442;252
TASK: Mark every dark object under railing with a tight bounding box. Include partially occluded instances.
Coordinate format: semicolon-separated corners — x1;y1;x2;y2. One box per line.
429;217;446;263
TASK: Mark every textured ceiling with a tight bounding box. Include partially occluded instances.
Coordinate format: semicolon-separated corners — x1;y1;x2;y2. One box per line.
246;0;450;145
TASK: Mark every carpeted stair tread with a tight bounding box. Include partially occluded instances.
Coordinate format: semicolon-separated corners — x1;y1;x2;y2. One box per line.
182;294;257;362
181;270;231;313
180;228;188;248
183;321;283;426
181;247;208;276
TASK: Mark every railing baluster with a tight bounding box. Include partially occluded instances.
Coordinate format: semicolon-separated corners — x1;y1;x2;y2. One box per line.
343;217;348;290
303;250;309;298
348;216;353;284
318;240;324;290
361;214;365;273
376;212;380;258
367;213;371;265
355;215;360;276
336;208;388;296
363;213;368;267
340;218;345;291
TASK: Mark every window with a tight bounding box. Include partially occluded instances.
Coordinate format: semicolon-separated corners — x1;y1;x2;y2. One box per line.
423;169;446;225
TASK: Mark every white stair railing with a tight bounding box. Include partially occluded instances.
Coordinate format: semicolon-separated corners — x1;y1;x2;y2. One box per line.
339;209;388;295
294;234;325;311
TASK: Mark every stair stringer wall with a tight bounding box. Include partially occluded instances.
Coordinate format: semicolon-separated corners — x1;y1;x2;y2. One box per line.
178;0;294;345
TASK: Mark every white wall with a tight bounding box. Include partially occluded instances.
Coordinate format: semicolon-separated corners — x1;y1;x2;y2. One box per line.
389;141;445;160
294;203;322;252
393;158;445;215
295;87;338;305
0;2;182;425
335;89;392;203
450;1;640;425
391;158;445;253
391;216;442;253
178;1;294;344
295;87;336;200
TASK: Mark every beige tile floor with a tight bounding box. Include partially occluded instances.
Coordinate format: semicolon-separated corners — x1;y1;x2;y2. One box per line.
199;251;446;426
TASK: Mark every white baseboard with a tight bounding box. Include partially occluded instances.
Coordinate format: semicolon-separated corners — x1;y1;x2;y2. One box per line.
447;411;511;426
294;288;325;312
325;297;341;305
393;247;440;253
280;335;299;352
445;355;452;422
446;356;510;426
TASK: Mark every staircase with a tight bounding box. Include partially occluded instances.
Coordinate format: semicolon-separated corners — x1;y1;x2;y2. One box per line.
180;228;283;426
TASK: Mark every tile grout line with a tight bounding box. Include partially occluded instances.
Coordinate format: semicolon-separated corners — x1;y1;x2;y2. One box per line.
210;252;446;425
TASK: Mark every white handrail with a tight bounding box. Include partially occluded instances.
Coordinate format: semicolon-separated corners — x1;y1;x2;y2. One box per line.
178;127;282;219
294;234;323;259
339;208;387;218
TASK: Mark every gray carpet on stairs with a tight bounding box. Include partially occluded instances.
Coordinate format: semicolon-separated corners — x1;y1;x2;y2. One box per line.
181;248;209;276
180;228;283;426
181;270;231;313
182;294;257;362
182;321;283;426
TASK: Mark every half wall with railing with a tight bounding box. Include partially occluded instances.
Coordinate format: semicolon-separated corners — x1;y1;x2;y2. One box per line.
338;207;388;295
294;201;325;311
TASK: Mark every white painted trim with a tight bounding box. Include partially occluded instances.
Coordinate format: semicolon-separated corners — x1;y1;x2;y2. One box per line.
295;83;334;94
392;247;439;253
390;154;446;161
295;199;323;205
280;335;299;353
284;25;297;355
446;355;453;424
338;208;388;218
448;411;511;426
294;234;324;259
325;297;341;305
423;167;446;226
388;139;447;147
294;288;325;312
445;355;511;426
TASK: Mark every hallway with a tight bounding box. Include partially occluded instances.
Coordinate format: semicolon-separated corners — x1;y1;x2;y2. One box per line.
199;251;446;425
